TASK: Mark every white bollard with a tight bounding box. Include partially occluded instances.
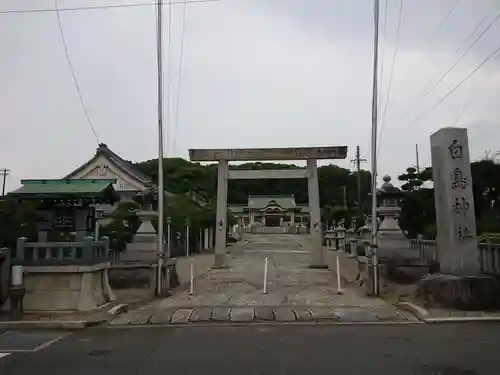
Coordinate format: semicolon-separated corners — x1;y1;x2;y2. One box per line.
263;256;268;294
189;261;194;295
11;265;23;287
336;250;343;295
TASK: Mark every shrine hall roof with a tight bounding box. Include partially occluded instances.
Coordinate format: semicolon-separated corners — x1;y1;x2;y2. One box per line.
10;179;117;198
248;195;297;210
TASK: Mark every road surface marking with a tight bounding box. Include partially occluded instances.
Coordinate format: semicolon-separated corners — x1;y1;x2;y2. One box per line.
0;353;11;359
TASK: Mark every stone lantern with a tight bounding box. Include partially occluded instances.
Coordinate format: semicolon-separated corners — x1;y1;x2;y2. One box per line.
376;175;408;257
376;175;403;234
120;188;160;263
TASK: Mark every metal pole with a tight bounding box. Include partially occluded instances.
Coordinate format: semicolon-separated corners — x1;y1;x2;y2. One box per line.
167;217;172;258
1;169;10;196
370;0;380;296
263;256;268;294
189;261;194;295
336;250;343;295
415;143;420;173
186;220;190;257
155;0;165;296
357;146;361;214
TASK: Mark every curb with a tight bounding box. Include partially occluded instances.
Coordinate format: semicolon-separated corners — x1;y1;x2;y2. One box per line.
0;303;130;331
395;302;429;322
108;303;129;316
105;319;421;328
395;302;500;323
0;320;89;330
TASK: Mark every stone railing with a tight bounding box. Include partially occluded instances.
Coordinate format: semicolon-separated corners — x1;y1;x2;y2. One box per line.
410;238;500;274
478;241;500;274
409;239;439;263
241;225;309;235
14;236;112;266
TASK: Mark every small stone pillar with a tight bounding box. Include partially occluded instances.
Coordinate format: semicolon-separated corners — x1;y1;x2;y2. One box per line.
203;228;209;250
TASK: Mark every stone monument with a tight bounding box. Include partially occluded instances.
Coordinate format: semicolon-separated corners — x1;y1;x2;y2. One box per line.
430;127;479;275
420;127;500;310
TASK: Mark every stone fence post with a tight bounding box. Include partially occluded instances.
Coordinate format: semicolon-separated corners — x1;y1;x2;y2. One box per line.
83;236;95;263
16;237;27;261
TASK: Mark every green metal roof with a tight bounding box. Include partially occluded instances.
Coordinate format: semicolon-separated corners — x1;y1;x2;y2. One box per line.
248;195;297;210
10;179;117;197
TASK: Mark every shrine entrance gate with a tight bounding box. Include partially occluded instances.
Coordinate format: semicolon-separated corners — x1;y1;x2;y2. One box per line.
189;146;348;269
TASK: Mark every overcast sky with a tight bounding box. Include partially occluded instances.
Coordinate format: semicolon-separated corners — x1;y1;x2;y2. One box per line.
1;0;499;191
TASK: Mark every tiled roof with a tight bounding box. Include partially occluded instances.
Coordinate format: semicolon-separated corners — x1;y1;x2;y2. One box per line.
10;179;116;197
65;143;174;196
248;195;297;210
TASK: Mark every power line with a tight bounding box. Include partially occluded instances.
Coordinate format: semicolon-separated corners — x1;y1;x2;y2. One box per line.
377;0;389;114
408;41;500;126
54;0;100;144
388;0;464;121
430;0;462;42
419;11;500;101
378;0;404;155
394;0;463;86
0;0;220;15
172;0;189;155
452;49;500;126
455;13;489;54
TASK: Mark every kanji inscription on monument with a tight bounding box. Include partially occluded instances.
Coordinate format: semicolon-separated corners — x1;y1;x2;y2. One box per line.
431;128;479;275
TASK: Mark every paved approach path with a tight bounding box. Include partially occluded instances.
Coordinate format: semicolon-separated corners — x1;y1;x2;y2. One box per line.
111;234;410;325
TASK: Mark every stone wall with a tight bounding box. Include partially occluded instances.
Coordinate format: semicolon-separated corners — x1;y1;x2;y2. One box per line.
22;262;115;312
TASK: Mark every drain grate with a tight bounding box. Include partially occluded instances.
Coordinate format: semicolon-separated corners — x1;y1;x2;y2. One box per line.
88;349;112;357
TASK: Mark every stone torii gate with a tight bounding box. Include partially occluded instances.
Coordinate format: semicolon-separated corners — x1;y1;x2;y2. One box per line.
189;146;348;269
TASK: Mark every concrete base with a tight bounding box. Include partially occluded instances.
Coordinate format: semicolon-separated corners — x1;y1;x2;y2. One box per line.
109;261;179;292
212;254;226;269
417;273;500;310
22;263;115;313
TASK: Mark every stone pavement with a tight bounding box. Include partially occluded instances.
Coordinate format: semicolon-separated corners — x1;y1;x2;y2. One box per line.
110;234;413;325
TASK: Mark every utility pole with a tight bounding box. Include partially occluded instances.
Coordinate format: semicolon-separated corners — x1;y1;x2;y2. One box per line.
0;169;10;196
370;0;381;295
155;0;165;296
415;144;420;173
351;146;367;217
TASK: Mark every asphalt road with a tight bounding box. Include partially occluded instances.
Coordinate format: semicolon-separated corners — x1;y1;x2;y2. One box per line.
1;323;500;375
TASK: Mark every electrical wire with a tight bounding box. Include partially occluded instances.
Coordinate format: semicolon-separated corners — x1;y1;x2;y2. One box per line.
393;0;463;89
455;13;489;53
377;0;404;156
172;0;188;155
408;42;500;126
451;49;500;126
0;0;219;14
54;0;100;144
377;0;390;114
419;11;500;101
430;0;461;43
